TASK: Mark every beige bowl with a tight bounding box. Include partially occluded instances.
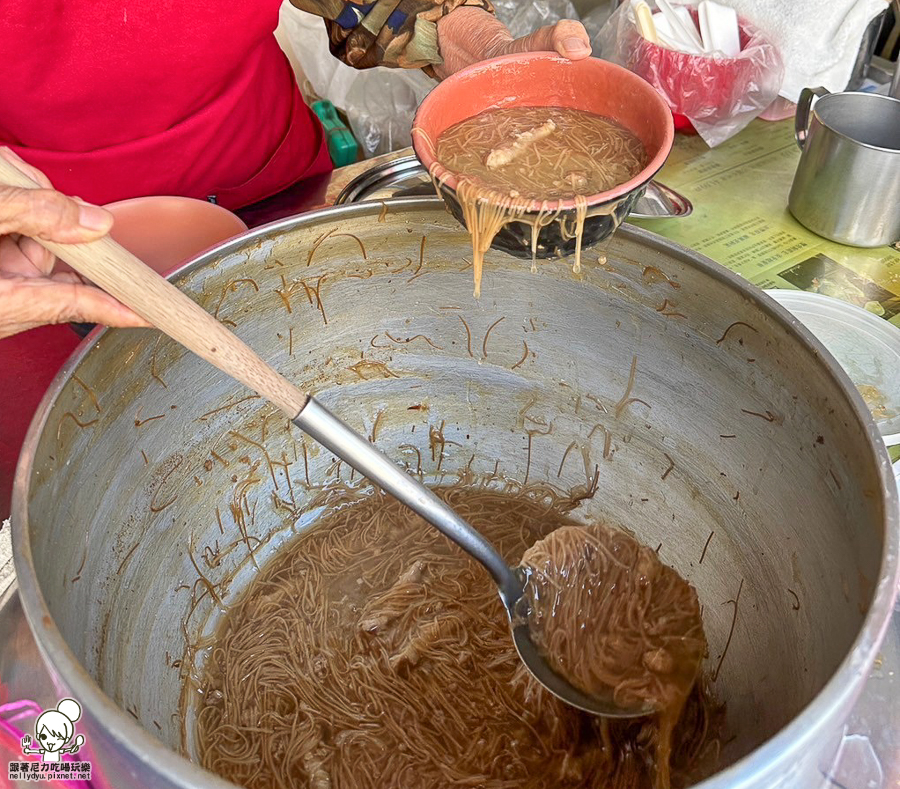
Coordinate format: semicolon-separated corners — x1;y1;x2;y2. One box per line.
58;196;248;277
107;196;248;275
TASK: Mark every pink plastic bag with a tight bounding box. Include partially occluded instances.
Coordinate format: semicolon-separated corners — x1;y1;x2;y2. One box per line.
597;0;784;146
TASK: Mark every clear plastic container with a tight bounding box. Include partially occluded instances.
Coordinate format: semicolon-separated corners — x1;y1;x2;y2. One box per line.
598;1;784;145
766;289;900;445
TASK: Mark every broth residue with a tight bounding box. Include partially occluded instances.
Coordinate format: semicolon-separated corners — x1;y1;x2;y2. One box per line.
190;487;721;789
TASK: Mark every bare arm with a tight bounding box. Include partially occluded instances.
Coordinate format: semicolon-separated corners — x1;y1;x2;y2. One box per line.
432;8;590;78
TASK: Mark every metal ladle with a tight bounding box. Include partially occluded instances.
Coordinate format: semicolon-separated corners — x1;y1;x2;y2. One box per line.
0;158;651;720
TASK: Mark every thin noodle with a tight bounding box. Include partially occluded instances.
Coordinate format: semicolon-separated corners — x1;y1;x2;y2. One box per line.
521;523;707;789
428;107;647;294
190;487;720;789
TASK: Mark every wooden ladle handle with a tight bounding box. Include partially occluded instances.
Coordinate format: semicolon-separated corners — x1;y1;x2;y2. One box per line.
0;156;309;418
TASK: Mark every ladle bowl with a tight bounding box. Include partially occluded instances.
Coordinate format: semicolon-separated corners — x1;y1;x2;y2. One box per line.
299;398;654;718
411;53;675;260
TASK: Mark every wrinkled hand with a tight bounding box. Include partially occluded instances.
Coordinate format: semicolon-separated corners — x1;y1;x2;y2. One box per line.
0;147;148;339
434;7;591;79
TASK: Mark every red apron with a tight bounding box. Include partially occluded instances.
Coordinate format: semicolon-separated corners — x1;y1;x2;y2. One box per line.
0;1;335;517
0;0;333;209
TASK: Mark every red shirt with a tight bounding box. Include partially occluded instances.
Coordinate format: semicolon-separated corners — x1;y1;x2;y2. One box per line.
0;0;333;209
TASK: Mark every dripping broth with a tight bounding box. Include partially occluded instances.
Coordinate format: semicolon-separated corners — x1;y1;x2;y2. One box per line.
521;523;708;789
190;487;722;789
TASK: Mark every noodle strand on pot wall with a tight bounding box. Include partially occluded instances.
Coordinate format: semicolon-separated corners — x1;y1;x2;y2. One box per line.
189;487;722;789
427;107;648;294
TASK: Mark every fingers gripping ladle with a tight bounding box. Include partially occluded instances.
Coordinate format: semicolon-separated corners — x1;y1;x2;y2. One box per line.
0;158;651;719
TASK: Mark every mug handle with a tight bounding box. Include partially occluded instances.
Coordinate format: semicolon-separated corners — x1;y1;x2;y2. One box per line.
795;87;830;149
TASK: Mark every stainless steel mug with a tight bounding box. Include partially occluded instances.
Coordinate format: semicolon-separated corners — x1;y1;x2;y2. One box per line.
788;87;900;247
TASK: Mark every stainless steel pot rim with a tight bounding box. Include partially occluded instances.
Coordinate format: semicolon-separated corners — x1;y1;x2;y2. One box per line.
812;91;900;155
11;197;900;789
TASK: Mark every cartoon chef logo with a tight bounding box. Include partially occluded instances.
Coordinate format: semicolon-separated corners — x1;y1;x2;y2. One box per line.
20;699;84;763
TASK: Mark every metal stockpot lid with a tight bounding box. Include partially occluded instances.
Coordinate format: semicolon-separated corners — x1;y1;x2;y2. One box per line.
766;289;900;443
335;156;431;203
334;155;693;219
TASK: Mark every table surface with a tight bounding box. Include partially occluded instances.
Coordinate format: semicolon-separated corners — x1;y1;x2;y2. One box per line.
2;120;898;788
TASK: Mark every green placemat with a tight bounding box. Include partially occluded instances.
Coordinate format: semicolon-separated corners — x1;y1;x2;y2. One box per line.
629;120;900;327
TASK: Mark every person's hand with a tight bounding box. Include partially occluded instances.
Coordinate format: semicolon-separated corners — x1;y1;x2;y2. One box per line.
0;147;148;339
434;7;591;80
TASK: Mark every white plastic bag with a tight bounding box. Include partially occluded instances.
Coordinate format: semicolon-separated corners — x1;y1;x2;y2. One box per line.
581;2;618;51
277;3;433;157
345;70;433;157
277;0;592;157
493;0;580;37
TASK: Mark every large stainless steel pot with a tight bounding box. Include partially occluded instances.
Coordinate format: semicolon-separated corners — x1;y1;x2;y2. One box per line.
12;198;899;789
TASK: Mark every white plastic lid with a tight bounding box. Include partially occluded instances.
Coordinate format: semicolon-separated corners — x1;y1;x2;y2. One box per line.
765;289;900;445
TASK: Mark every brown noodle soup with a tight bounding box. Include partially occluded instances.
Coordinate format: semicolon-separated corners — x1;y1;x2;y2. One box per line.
436;107;648;201
190;488;721;789
520;524;707;789
425;107;648;295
